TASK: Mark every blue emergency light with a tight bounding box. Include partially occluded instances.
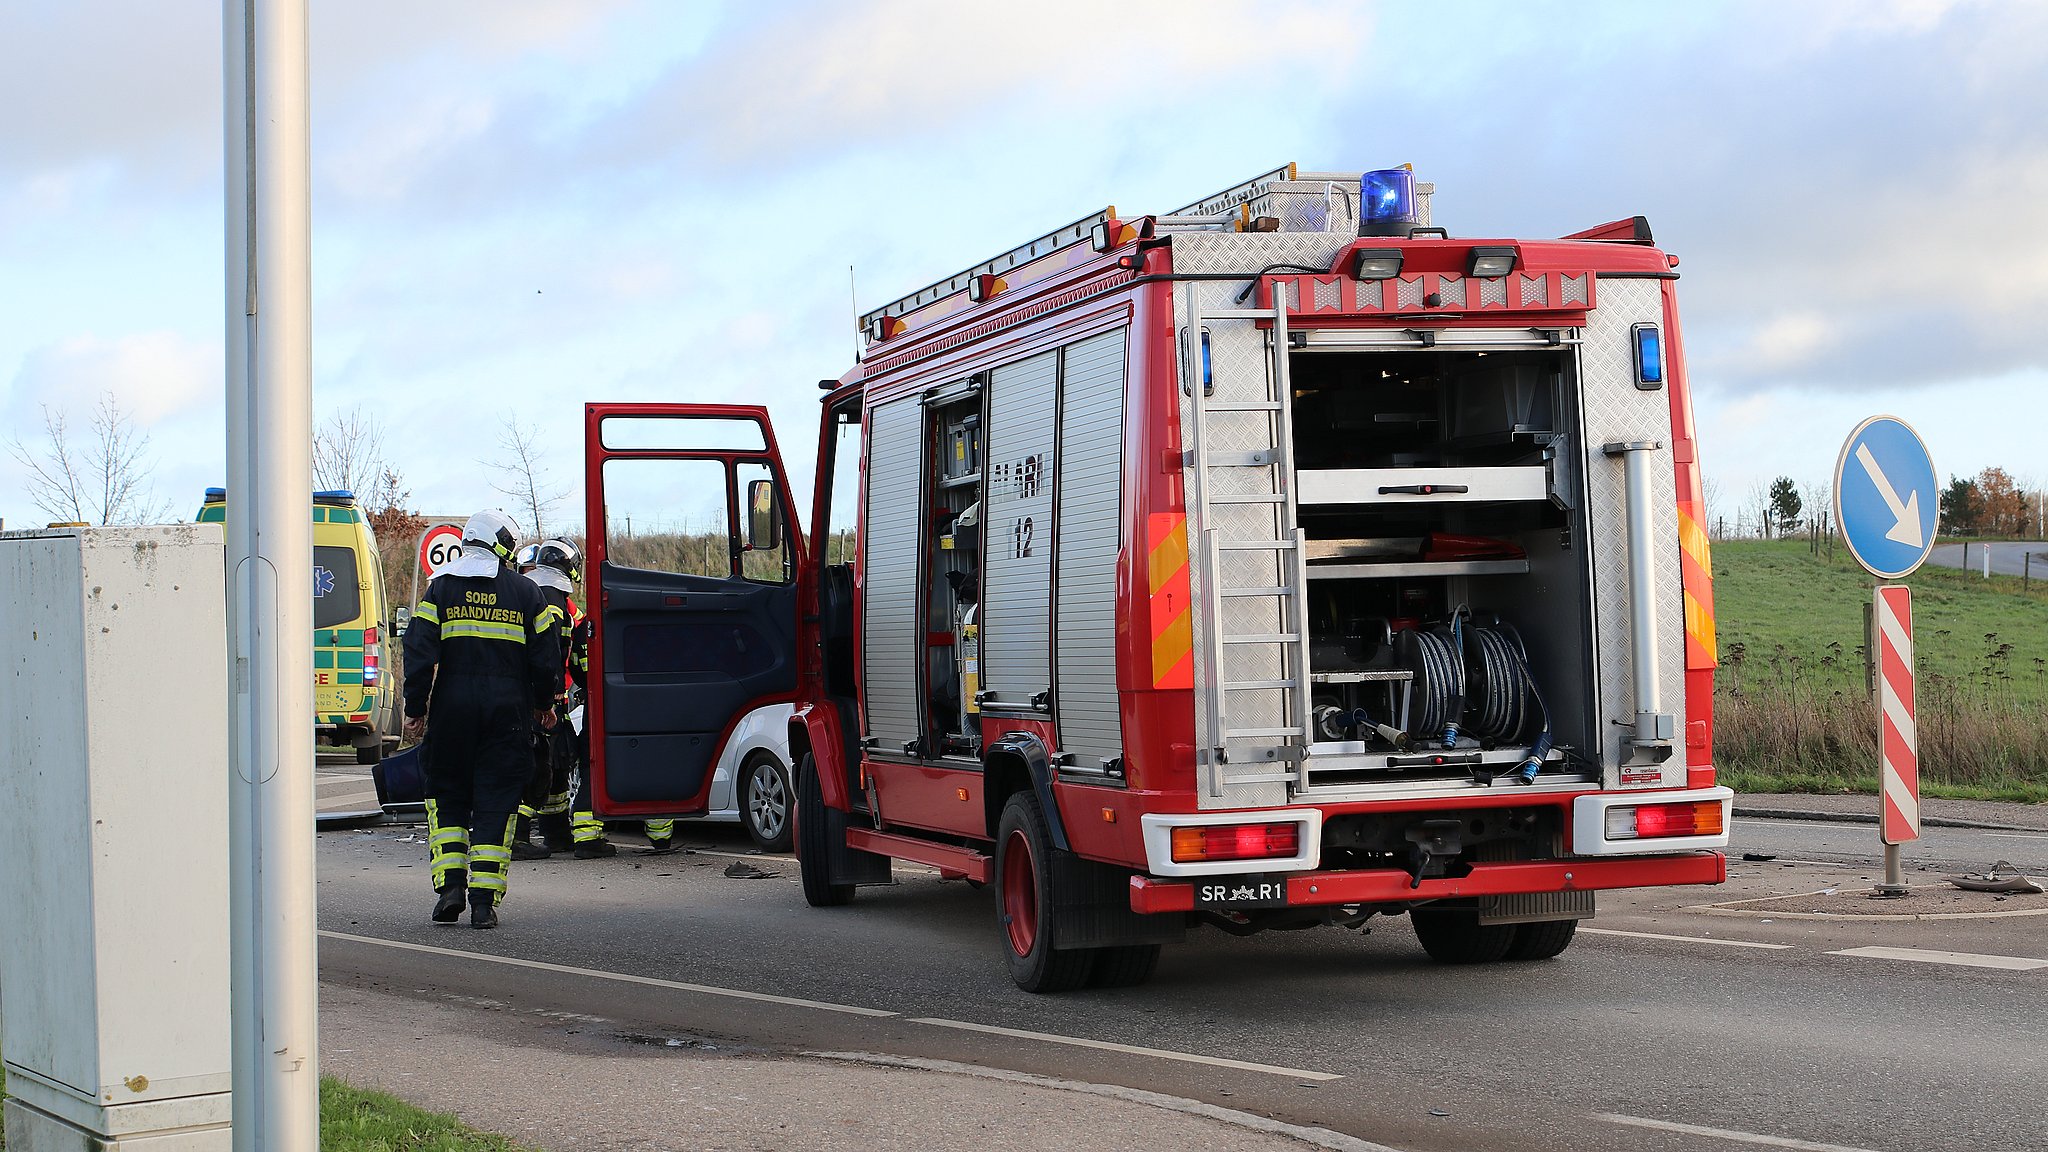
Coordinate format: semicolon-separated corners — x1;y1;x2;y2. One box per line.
1633;324;1663;389
1359;167;1417;237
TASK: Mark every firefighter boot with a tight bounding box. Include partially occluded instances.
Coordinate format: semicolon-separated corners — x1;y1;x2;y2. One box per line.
539;815;575;853
470;893;499;930
511;839;552;860
573;839;617;859
641;818;675;855
432;886;466;924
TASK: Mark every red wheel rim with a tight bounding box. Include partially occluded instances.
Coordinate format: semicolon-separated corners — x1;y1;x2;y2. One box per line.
1001;828;1037;956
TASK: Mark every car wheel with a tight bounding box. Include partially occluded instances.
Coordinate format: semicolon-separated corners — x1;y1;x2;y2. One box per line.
994;790;1094;994
741;754;794;853
796;754;854;907
354;734;383;765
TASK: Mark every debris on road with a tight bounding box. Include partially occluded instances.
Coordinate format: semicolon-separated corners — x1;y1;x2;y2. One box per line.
1743;852;1778;861
724;860;780;880
1949;861;2045;895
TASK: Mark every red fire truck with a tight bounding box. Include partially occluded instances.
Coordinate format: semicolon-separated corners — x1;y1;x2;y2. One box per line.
582;164;1729;991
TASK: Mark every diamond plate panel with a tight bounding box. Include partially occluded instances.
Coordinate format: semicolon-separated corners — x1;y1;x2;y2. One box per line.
1171;233;1353;276
1579;278;1687;788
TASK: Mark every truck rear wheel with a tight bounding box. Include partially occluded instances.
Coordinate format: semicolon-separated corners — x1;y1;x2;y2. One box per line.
995;791;1093;993
795;754;854;908
1505;918;1578;961
1410;907;1516;965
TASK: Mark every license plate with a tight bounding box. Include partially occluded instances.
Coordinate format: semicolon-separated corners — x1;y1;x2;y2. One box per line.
1193;874;1289;910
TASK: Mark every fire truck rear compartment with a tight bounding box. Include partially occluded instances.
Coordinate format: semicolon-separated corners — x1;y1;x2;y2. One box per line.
1286;347;1597;789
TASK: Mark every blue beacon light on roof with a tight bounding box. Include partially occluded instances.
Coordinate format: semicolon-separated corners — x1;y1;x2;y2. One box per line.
1358;167;1417;237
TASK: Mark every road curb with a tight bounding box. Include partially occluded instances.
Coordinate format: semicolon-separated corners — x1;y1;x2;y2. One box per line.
1734;805;2046;834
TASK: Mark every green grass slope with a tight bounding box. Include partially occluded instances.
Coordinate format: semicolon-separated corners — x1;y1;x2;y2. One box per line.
1711;540;2048;800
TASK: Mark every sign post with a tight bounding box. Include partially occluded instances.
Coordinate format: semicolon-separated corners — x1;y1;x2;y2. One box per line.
1833;416;1937;899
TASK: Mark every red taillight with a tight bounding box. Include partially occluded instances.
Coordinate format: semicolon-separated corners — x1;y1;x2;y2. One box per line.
1169;822;1301;863
363;625;380;687
1607;800;1724;840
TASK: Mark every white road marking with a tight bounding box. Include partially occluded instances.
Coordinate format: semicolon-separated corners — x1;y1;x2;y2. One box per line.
908;1017;1341;1081
1580;927;1792;950
1826;945;2048;971
319;930;898;1016
1982;832;2048;840
810;1052;1393;1151
1597;1112;1879;1151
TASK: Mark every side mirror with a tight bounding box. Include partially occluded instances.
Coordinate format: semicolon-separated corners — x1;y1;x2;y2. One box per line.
745;479;781;551
392;605;412;637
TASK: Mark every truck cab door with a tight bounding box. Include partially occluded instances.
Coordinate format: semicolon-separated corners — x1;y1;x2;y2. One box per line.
584;404;804;818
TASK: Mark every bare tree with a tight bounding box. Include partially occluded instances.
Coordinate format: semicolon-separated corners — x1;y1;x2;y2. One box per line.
1701;476;1724;535
487;417;568;539
8;394;172;525
1746;479;1775;539
313;405;386;496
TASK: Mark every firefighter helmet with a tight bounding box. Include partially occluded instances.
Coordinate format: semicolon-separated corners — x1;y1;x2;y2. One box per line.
463;509;521;565
513;543;540;572
535;537;582;585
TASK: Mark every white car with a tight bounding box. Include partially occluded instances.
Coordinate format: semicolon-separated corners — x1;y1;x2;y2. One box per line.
693;703;795;852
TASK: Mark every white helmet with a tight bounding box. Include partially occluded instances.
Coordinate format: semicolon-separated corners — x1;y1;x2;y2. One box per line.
513;543;541;571
463;510;521;565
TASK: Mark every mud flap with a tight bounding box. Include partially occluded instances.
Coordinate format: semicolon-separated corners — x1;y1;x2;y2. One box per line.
1476;889;1594;925
1049;847;1185;949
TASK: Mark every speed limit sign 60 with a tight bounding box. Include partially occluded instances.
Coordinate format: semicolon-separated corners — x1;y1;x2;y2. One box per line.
418;523;465;574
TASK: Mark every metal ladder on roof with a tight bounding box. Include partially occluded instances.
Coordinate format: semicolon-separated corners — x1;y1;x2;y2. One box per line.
1178;283;1314;798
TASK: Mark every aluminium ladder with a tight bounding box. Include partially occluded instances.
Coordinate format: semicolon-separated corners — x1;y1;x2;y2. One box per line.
1177;282;1314;797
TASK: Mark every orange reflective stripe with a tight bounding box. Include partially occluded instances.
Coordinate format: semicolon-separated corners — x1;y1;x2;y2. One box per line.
1148;512;1194;689
1677;507;1717;665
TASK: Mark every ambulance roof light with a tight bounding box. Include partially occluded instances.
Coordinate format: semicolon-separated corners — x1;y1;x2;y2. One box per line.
1359;166;1417;237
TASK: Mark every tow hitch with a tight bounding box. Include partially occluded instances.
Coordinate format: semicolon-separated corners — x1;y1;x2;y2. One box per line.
1403;818;1465;889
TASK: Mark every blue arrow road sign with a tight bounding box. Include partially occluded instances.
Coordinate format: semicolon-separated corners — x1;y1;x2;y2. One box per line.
1834;415;1938;580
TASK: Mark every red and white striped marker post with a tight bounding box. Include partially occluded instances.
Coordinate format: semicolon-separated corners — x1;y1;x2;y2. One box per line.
1874;584;1918;896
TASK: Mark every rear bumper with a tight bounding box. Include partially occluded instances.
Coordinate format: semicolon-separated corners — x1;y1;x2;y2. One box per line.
1127;851;1726;915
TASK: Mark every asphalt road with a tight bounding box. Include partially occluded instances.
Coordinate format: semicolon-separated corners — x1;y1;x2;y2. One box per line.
1925;540;2048;579
316;816;2047;1152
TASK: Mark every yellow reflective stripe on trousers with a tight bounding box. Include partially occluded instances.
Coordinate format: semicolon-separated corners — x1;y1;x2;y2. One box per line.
646;819;674;839
571;811;603;842
439;619;528;644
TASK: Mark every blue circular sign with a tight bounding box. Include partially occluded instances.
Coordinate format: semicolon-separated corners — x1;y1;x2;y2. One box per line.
1833;415;1938;580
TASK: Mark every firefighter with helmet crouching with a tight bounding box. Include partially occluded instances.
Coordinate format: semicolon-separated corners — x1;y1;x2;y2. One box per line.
402;510;562;928
511;538;583;859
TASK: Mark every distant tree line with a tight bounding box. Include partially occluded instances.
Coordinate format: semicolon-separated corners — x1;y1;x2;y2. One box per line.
1707;467;2044;541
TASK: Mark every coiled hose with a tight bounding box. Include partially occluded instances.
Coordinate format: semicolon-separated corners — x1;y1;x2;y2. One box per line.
1402;617;1555;784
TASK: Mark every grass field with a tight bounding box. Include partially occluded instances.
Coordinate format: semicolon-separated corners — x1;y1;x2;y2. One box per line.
1712;540;2048;800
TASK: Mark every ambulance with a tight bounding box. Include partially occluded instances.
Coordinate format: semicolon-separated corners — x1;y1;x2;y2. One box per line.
198;488;398;762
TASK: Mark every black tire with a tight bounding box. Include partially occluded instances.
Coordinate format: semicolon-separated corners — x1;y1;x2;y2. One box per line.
795;754;854;907
1505;918;1578;961
1411;907;1516;965
994;791;1094;993
354;737;383;765
1088;944;1161;989
741;754;795;853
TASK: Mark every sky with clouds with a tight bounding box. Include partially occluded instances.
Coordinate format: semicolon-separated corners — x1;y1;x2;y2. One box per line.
4;0;2045;536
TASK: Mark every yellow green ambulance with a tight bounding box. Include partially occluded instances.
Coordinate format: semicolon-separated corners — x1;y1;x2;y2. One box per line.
197;487;400;762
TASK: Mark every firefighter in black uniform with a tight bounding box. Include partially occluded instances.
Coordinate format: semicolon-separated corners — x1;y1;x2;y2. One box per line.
402;510;562;928
512;538;582;858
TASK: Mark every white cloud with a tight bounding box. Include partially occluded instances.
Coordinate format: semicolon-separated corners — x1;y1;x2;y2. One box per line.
6;331;222;428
